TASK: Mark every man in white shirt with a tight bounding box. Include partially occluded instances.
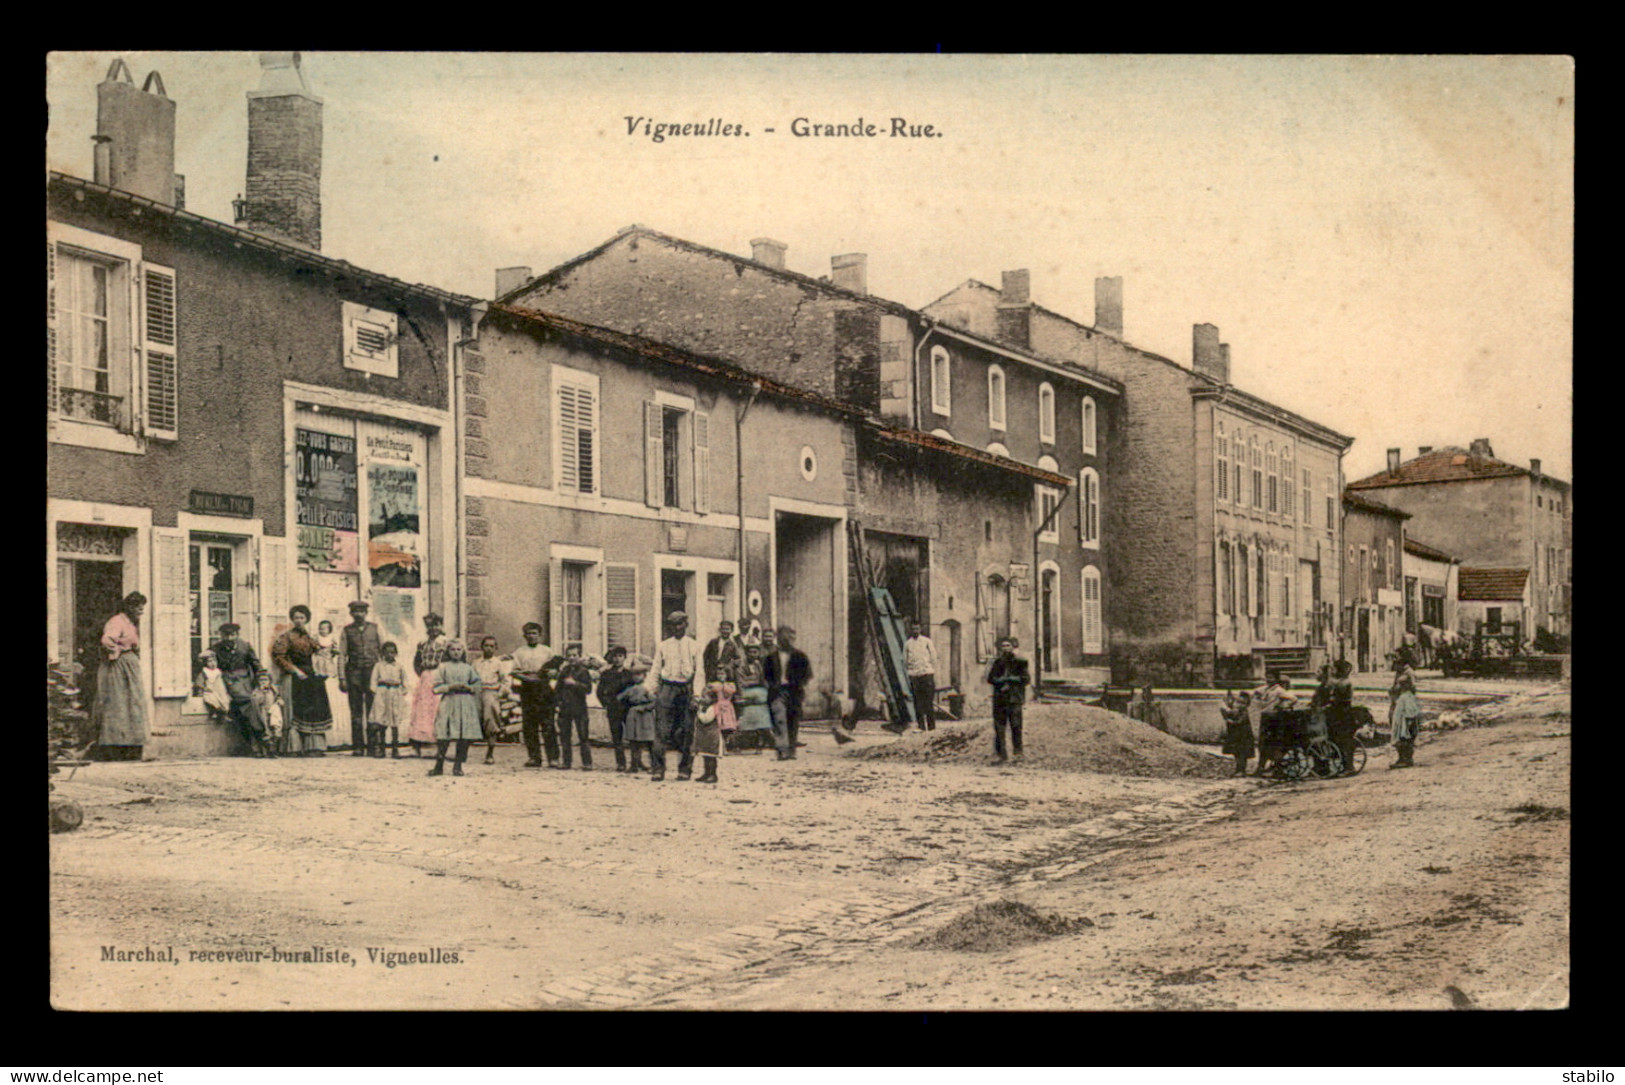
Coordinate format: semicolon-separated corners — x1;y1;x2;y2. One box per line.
643;610;704;781
509;622;561;768
904;619;939;731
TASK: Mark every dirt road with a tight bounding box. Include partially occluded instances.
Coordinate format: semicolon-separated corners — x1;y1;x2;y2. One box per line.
48;686;1568;1011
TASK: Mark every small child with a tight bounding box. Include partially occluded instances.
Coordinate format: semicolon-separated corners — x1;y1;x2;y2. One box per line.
985;636;1030;765
691;685;725;784
618;656;656;774
595;646;639;771
369;642;408;759
1220;689;1255;776
195;651;230;722
473;636;511;765
251;670;285;756
313;620;339;677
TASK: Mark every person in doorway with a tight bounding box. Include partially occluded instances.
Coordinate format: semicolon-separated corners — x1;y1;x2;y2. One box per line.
337;600;382;758
554;644;602;770
763;625;813;759
1388;653;1424;769
407;612;451;758
510;622;562;768
208;622;271;757
90;592;148;761
1327;659;1359;775
273;605;334;756
985;636;1030;764
643;611;704;781
1220;689;1255;776
429;639;483;777
472;635;511;766
1253;671;1298;776
904;619;939;732
369;642;408;758
595;646;639;771
703;620;742;685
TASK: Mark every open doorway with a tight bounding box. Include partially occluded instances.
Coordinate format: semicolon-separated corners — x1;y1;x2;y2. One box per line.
775;511;840;717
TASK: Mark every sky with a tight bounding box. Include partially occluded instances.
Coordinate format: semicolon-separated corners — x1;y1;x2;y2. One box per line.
45;52;1574;482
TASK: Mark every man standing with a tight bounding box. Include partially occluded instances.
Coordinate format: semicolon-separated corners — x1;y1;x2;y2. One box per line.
703;619;742;685
643;611;703;781
337;600;382;756
510;622;562;768
904;619;939;731
212;623;271;757
985;636;1030;764
764;625;813;759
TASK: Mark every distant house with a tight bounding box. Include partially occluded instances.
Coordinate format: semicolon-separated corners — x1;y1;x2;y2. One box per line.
1348;440;1570;637
1457;566;1533;640
1403;536;1460;643
1341;491;1410;672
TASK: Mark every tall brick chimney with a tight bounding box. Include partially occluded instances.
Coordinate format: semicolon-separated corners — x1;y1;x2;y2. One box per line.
236;52;322;251
1530;458;1542;477
750;238;787;270
93;59;183;206
1192;323;1228;383
996;269;1032;348
494;267;533;298
1387;448;1402;473
831;253;868;294
1095;276;1123;336
1469;437;1494;459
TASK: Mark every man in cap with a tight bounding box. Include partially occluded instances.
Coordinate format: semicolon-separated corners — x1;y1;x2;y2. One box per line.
337;599;383;756
642;610;704;781
210;622;272;757
510;621;563;768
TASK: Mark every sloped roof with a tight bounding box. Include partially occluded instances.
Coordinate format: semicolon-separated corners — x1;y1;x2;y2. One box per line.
1342;490;1412;519
1348;446;1569;491
1458;567;1530;601
1404;537;1456;563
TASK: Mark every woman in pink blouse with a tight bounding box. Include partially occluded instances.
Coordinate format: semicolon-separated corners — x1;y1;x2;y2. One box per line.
92;592;148;761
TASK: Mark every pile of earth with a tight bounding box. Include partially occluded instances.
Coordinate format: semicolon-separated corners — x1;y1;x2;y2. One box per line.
851;702;1231;778
913;899;1093;952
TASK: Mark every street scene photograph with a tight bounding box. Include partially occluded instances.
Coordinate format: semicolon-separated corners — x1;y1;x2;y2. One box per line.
45;52;1572;1012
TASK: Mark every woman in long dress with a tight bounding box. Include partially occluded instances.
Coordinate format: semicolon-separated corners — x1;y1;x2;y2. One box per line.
272;604;333;756
407;612;450;757
1388;653;1424;769
91;592;148;761
429;639;483;776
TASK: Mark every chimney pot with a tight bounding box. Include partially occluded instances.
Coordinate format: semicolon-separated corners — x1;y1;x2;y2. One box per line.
241;52;323;250
1386;448;1402;473
1192;324;1227;382
1419;446;1433;455
750;238;787;270
1530;458;1542;476
999;269;1030;307
1094;276;1123;336
93;61;177;205
831;253;868;295
494;266;534;299
1469;437;1494;459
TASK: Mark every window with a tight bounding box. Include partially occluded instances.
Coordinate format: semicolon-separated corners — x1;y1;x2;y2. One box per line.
1081;397;1097;455
1218;541;1232;616
1259;550;1269;617
1238;545;1251;616
342;301;398;379
554;367;599;495
1266;443;1279;513
1216;422;1229;502
1485;607;1503;634
1302;469;1312;525
1386;540;1396;589
662;407;683;507
1037;485;1061;544
560;561;588;653
1281;446;1294;516
930;345;951;416
1081;566;1103;654
644;396;710;512
1325;476;1335;530
987;365;1006;431
1038;382;1055;444
1250;436;1263;508
1078;467;1100;548
48;222;177;448
1232;430;1244;506
1359;545;1370;599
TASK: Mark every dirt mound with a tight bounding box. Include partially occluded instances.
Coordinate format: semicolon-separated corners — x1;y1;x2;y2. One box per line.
914;899;1094;952
853;703;1230;778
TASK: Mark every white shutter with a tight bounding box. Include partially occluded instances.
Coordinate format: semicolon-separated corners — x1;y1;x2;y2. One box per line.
152;527;191;697
142;264;178;440
974;577;990;661
605;563;639;654
576;385;595;495
693;411;710;514
549;558;563;647
557;384;579;491
644;400;663;507
1246;548;1257;618
1082;568;1103;654
259;536;291;663
47;242;57;413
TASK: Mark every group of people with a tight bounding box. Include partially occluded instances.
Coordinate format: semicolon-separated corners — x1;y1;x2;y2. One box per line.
1220;652;1426;777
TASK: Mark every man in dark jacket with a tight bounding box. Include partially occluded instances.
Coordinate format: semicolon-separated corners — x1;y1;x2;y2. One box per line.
337;599;382;756
211;623;270;757
985;636;1030;764
762;625;812;760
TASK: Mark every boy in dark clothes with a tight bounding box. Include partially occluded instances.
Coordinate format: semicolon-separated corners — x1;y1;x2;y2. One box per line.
554;644;600;770
595;646;638;771
985;636;1030;764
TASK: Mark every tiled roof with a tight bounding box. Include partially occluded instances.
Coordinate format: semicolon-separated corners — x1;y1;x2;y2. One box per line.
1342;490;1411;519
1348;447;1569;491
1403;537;1456;563
1458;566;1530;601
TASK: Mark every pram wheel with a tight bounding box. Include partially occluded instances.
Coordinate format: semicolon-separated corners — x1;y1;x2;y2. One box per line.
1277;747;1314;780
1309;738;1344;778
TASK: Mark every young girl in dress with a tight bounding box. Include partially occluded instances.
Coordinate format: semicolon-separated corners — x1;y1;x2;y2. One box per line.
369;642;407;759
195;651;230;724
430;639;484;777
252;670;285;749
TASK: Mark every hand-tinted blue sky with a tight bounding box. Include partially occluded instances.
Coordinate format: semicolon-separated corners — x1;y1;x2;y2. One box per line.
46;52;1573;482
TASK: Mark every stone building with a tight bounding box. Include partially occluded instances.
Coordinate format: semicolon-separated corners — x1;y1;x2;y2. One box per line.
925;275;1352;684
1347;440;1571;639
500;229;1111;713
1341;491;1410;672
1403;537;1460;646
48;55;475;756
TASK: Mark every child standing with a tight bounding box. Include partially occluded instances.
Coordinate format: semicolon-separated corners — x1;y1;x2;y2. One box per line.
369;642;407;759
617;655;655;775
429;639;483;777
691;685;725;784
985;636;1030;765
251;670;285;755
473;636;511;765
1220;689;1255;776
195;651;230;724
554;645;602;770
595;646;638;771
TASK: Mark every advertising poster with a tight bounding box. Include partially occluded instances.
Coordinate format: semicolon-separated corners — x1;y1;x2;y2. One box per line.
295;428;359;571
367;463;422;589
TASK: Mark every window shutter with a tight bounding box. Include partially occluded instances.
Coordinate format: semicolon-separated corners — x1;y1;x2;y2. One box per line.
47;242;57;413
693;411;710;514
548;558;563;647
1246;548;1257;618
644;400;663;507
557;384;579;491
152;527;191;697
259;535;290;661
142;263;178;440
605;562;639;654
974;577;990;661
576;385;595;494
1082;569;1103;654
1215;543;1226;617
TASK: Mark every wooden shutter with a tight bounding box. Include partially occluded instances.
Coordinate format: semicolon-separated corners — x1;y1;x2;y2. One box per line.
1245;547;1257;618
693;411;710;514
557;384;579;491
644;400;663;507
604;562;638;654
974;578;990;661
1082;569;1103;654
47;242;57;413
576;385;595;494
151;527;190;697
548;558;563;647
259;535;290;662
142;264;178;440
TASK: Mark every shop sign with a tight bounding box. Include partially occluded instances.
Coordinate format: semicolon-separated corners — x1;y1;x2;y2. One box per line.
295;428;359;572
188;490;254;518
